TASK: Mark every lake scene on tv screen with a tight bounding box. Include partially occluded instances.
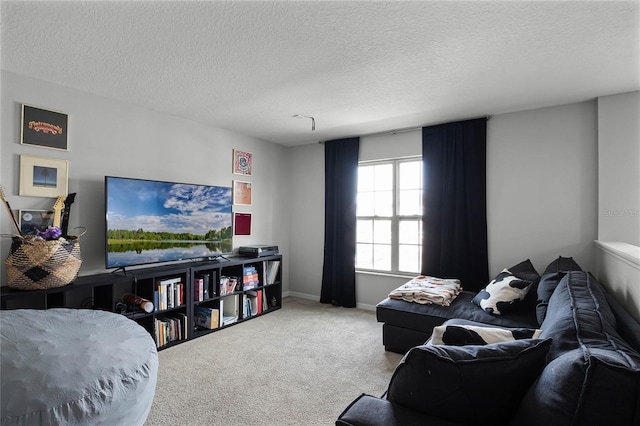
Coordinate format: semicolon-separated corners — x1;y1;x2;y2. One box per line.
106;177;232;268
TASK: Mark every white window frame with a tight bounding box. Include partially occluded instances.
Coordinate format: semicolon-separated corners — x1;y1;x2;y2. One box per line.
356;156;422;276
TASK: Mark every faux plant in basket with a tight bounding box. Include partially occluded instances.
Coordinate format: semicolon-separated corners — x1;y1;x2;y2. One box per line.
4;225;84;291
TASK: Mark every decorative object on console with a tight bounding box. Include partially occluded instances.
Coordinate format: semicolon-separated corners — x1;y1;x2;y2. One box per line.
20;103;68;150
4;227;83;290
19;155;68;197
18;209;54;236
232;149;252;176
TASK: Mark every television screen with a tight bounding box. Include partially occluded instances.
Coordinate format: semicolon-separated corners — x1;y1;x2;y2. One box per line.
105;176;233;269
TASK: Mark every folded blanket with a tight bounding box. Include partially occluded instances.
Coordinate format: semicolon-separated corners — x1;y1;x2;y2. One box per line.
389;275;462;306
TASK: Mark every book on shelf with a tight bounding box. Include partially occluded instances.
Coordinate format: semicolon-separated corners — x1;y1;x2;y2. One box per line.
154;314;187;348
265;260;280;285
194;306;219;329
194;277;204;302
242;265;259;290
219;276;238;296
156;277;182;311
220;294;239;326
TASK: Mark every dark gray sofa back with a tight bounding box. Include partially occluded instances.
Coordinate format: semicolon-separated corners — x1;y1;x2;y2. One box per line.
511;271;640;426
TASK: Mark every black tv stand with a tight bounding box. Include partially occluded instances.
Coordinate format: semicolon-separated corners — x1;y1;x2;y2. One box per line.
1;255;283;351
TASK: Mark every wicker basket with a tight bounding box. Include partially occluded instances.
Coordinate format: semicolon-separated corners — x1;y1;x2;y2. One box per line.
5;235;82;290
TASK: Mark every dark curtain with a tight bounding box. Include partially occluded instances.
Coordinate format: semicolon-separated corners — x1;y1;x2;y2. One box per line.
421;118;489;292
321;137;360;307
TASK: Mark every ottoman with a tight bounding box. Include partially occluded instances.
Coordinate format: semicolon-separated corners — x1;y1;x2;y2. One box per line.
1;309;158;426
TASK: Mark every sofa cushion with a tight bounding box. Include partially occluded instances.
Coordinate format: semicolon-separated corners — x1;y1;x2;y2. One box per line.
507;259;541;308
540;271;639;361
511;348;640;426
471;269;534;315
386;338;551;425
430;323;541;346
534;256;583;323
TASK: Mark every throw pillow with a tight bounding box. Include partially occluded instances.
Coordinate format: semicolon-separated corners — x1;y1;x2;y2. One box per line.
472;269;533;315
430;324;542;346
535;256;583;324
386;338;552;425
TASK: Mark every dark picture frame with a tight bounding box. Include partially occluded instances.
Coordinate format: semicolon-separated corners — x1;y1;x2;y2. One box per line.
21;104;68;150
18;209;55;236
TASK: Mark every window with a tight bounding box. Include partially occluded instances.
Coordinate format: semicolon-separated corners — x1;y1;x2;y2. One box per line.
356;158;423;274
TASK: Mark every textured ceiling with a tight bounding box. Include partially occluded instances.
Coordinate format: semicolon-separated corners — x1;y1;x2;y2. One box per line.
2;1;639;146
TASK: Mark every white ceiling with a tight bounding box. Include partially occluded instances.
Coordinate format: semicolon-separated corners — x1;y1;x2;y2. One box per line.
2;1;639;146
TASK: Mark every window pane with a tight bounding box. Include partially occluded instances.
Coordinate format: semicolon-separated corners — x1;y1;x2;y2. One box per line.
399;219;420;245
374;190;393;216
356;219;373;243
373;219;391;244
374;164;393;191
357;192;374;216
398;189;421;215
356;243;373;269
399;161;421;190
373;244;391;270
399;245;420;273
358;166;375;192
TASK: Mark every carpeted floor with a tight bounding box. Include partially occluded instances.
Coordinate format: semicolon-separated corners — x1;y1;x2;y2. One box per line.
144;297;403;426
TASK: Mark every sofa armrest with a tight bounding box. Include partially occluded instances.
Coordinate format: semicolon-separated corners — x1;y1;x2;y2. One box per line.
336;394;464;426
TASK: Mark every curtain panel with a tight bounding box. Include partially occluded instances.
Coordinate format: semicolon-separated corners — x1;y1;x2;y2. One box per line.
321;137;360;307
421;118;489;292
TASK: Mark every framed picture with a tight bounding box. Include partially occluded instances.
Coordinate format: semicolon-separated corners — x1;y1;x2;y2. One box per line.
21;104;68;150
233;180;252;206
234;213;252;236
18;209;54;236
233;149;252;176
19;155;69;197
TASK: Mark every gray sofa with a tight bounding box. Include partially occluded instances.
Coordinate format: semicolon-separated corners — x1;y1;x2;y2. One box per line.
337;258;640;426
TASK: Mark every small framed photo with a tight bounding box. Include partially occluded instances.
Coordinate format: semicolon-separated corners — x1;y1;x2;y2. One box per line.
233;180;252;206
234;213;252;236
21;104;68;150
233;149;252;176
19;155;69;197
19;209;54;236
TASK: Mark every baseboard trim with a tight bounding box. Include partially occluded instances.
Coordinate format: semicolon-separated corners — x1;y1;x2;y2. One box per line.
285;291;377;312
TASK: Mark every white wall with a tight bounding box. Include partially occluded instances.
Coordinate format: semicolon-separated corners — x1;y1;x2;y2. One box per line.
289;101;600;308
597;91;640;245
595;91;640;322
1;71;291;292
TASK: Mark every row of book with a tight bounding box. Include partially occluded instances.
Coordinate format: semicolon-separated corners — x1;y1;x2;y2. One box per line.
243;266;259;290
194;289;271;332
154;313;187;348
264;260;281;285
155;277;185;311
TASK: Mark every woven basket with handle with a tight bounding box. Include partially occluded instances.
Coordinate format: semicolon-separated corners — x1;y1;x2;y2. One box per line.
5;234;82;290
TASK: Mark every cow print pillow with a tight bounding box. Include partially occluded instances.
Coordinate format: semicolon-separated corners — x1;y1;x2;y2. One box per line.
430;324;542;346
472;269;534;315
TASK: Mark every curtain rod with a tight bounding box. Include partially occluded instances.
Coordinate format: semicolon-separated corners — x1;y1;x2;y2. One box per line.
318;115;490;144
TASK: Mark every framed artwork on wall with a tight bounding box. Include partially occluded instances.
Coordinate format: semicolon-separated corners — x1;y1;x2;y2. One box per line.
233;149;252;176
21;104;68;150
19;155;68;197
18;209;54;235
233;180;252;206
234;213;252;236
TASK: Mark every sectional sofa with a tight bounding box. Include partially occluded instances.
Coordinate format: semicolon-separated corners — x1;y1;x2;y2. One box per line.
337;257;640;426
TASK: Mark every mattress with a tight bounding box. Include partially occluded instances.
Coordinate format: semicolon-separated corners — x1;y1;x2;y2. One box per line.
1;309;158;426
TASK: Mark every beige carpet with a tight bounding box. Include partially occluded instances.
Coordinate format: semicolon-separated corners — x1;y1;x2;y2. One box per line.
144;297;404;426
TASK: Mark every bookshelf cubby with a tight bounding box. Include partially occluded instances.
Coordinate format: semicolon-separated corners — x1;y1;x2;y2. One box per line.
0;254;283;350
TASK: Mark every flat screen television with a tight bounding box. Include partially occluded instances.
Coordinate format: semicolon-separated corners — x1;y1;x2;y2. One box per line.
105;176;233;269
